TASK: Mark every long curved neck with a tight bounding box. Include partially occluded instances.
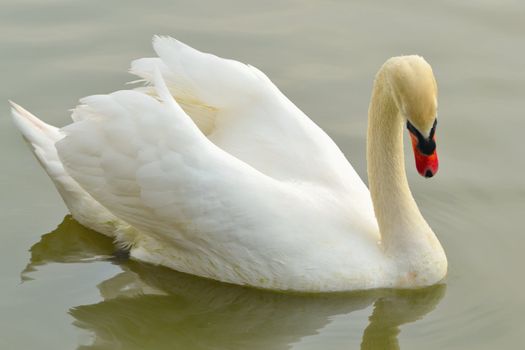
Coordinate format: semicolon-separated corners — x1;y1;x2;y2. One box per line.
366;71;435;256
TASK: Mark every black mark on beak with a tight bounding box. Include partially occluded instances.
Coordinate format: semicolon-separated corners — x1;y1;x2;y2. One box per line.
407;120;437;155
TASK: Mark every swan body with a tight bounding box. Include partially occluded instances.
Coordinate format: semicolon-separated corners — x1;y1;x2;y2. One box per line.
12;36;447;292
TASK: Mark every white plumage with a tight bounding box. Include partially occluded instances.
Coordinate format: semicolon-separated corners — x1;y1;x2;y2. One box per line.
11;36;447;292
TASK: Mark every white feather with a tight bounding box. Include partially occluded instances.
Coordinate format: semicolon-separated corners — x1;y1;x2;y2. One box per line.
12;37;447;292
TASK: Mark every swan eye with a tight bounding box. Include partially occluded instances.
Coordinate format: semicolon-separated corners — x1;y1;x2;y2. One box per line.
406;119;437;140
406;120;419;136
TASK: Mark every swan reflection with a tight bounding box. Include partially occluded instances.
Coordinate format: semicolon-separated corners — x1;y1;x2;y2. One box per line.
24;216;446;350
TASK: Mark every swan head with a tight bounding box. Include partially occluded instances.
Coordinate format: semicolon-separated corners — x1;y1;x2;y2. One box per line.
385;55;439;178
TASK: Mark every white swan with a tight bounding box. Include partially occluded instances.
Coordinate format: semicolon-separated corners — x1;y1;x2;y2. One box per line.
11;36;446;292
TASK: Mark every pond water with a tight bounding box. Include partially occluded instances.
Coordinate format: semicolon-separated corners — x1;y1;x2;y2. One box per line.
1;0;524;349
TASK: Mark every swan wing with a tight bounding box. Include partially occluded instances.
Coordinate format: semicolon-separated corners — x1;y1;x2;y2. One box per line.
57;73;305;273
130;36;363;188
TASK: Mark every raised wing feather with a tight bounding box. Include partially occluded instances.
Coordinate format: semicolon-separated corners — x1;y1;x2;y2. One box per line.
130;36;364;188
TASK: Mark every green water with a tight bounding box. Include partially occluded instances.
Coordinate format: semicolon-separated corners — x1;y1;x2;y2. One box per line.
1;1;524;349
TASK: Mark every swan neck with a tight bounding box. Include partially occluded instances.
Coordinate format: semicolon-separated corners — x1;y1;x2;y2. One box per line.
366;71;429;251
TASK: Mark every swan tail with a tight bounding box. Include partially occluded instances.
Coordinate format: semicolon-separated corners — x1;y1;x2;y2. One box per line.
10;101;64;175
10;101;123;237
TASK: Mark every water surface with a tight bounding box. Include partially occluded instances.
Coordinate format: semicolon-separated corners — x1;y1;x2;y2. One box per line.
1;0;524;349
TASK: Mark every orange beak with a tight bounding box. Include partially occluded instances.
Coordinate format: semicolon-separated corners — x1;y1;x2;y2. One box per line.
407;120;439;178
410;133;438;178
